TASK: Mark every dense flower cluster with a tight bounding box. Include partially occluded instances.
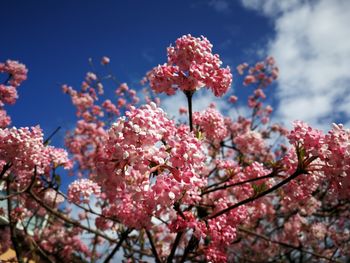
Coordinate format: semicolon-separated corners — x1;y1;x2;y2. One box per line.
146;34;232;97
35;224;91;260
193;107;228;143
0;60;28;127
0;126;71;184
234;130;267;157
67;178;101;203
96;102;206;228
288;121;350;199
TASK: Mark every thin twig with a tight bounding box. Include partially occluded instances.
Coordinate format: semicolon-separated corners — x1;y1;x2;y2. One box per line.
43;126;61;145
29;189;118;243
103;228;132;263
238;226;341;262
146;230;162;263
180;234;199;263
207;168;305;219
167;231;183;263
6;180;24;263
201;172;275;196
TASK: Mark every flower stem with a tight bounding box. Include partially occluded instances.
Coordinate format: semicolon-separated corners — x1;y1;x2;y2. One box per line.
184;90;195;132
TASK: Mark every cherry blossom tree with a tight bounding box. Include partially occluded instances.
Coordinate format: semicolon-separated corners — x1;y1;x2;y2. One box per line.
0;35;349;262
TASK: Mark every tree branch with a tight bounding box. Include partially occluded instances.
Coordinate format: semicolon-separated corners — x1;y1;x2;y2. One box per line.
29;189;118;243
207;168;305;219
201;172;275;196
167;231;183;263
103;228;132;263
238;226;341;262
184;90;194;132
146;230;162;263
6;180;24;263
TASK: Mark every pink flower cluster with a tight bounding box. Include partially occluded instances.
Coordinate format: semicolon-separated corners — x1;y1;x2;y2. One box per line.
67;178;101;203
44;188;65;205
0;126;71;183
287;121;350;199
203;206;247;261
168;206;247;262
35;224;91;260
288;120;324;156
234;130;267;157
101;56;110;65
146;35;232;97
237;56;278;88
320;123;350;197
65;119;107;176
94;102;206;228
63;80;140;177
193;107;228;144
0;60;27;87
2;38;350;263
0;60;28;127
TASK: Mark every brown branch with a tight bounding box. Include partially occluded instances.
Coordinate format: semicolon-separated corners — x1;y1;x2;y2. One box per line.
29;189;118;243
184;90;195;132
0;175;37;201
207;168;305;219
56;189;121;223
238;226;341;262
180;234;199;263
6;180;24;263
43;126;61;145
201;172;275;196
0;162;12;180
146;230;162;263
167;231;183;263
103;228;132;263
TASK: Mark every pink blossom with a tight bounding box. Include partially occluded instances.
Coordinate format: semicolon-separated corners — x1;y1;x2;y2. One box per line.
179;106;187;115
0;85;18;105
234;130;267;157
193;107;228;143
68;178;101;203
0;60;28;87
236;62;248;75
229;95;238;103
0;109;11;128
0;126;71;181
101;56;110;65
146;35;232;97
241;57;278;87
244;75;256;86
44;189;65;205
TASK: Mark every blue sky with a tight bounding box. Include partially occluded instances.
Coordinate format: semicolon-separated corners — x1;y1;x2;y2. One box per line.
2;0;350;144
1;1;272;141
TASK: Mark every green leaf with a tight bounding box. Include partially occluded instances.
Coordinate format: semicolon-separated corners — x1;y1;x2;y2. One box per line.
149;161;158;168
252;182;267;196
54;174;61;187
165;147;172;153
195;130;204;140
204;235;211;245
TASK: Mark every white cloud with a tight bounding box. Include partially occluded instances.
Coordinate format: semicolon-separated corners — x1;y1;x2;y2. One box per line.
241;0;350;129
208;0;231;13
241;0;303;16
